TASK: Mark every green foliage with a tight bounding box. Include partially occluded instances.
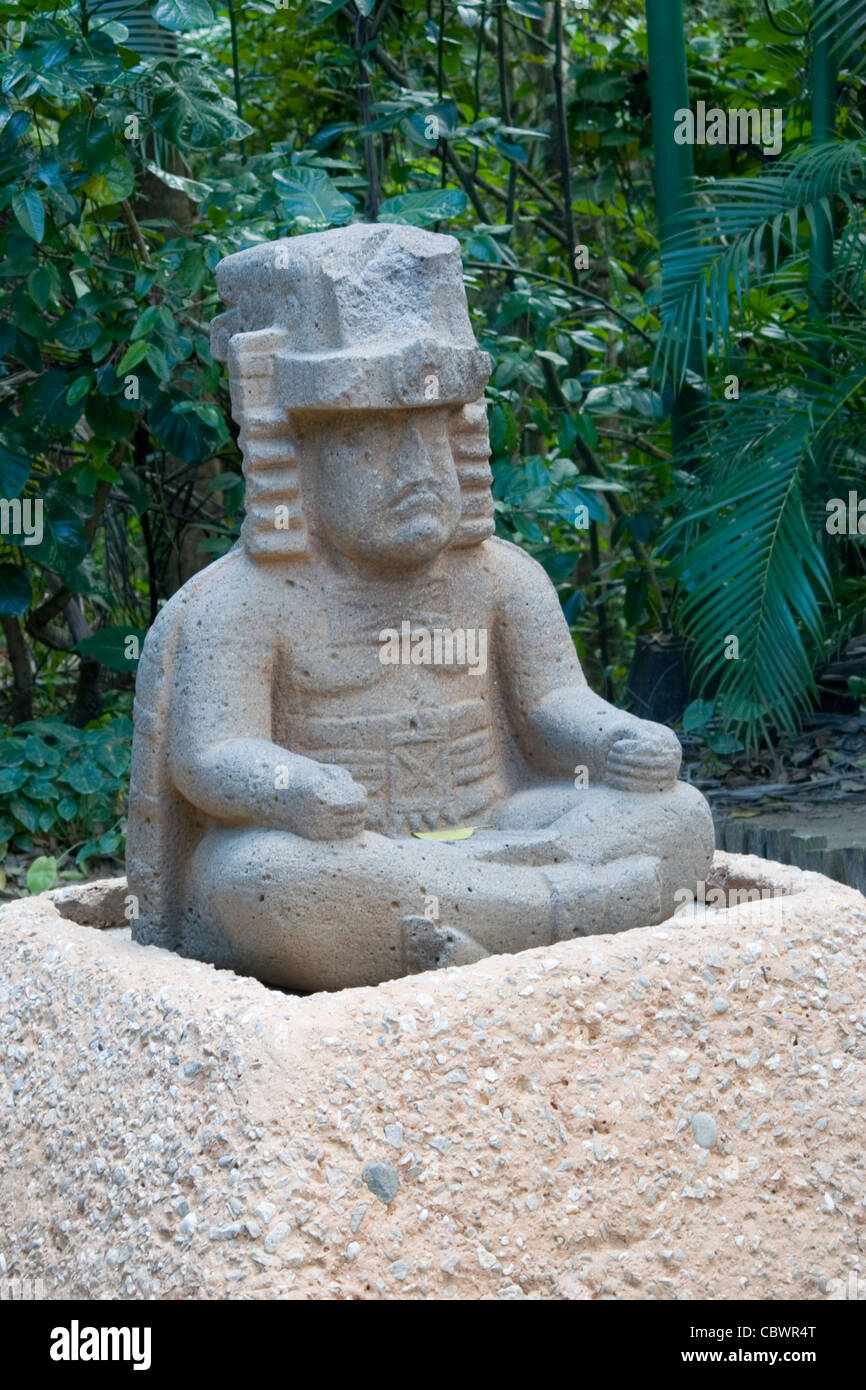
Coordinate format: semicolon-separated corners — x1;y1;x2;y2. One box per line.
26;854;57;893
0;714;131;867
0;0;864;842
656;130;866;743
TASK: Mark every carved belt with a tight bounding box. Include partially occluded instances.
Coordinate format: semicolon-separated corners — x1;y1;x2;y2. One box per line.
290;700;501;834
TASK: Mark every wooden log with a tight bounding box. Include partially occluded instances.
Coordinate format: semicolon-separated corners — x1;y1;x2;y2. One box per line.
764;826;793;865
791;834;828;875
744;824;768;858
712;819;731;853
841;847;866;896
820;847;847;887
721;821;747;854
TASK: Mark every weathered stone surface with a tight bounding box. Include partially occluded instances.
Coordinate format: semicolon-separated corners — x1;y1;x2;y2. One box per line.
1;854;864;1300
126;222;713;991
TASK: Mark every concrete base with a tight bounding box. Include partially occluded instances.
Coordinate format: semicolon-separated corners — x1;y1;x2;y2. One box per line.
1;853;864;1300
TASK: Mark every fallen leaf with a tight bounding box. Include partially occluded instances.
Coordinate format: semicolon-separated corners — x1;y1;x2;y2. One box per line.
413;826;488;842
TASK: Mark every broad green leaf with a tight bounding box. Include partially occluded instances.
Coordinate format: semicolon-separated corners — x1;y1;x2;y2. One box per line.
378;188;467;226
274;166;353;229
0;765;27;794
205;471;243;495
66;374;93;406
26;855;57;895
151;65;253;149
11;189;44;242
130;304;168;341
144;159;211;201
9;797;39;832
27;266;52;310
83;155;135;206
309;0;349;24
682;700;716;731
0;738;27;766
54;312;102;350
0;446;29;498
708;733;745;756
506;0;545;16
75;626;147;671
63;760;106;795
153;0;215;29
402;102;459;149
23;735;61;768
172;401;227;437
117;340;149;375
22;370;85;436
93;739;130;777
57;113;115;169
13;719;81;748
149;393;227;462
0;564;31;616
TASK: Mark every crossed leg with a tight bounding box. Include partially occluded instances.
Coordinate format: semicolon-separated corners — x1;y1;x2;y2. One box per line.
181;779;713;992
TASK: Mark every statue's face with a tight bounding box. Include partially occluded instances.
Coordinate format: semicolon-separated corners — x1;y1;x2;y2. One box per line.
306;406;462;569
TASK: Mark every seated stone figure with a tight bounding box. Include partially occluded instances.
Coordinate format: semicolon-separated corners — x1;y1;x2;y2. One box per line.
127;223;713;991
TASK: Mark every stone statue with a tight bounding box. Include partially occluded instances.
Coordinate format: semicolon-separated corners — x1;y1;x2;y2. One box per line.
127;224;714;991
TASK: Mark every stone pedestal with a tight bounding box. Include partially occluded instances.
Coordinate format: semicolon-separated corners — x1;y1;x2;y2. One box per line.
1;854;863;1300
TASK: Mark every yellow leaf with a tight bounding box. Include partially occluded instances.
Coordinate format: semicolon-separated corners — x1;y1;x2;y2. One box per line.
412;825;486;842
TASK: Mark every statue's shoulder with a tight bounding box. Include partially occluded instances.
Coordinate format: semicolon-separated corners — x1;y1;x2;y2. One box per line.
476;535;559;592
141;546;263;658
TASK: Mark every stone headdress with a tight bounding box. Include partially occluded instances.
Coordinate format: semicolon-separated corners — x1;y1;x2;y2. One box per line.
209;223;496;558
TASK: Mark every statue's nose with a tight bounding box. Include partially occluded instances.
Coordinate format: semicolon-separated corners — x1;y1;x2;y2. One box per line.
399;423;434;478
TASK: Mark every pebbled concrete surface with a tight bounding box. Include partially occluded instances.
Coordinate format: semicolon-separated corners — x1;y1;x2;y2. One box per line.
0;854;864;1301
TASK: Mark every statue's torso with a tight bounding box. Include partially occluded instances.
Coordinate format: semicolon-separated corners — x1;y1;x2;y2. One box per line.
272;562;506;834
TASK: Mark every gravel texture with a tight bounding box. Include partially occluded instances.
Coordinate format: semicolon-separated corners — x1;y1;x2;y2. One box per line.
0;853;864;1301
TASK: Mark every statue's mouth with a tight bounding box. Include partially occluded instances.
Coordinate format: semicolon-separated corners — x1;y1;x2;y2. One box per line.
388;485;442;517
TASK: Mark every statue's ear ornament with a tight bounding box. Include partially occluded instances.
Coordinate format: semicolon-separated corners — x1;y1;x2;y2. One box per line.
224;328;308;560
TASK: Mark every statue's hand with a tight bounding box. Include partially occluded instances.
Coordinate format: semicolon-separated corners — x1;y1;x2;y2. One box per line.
293;763;368;840
602;719;682;793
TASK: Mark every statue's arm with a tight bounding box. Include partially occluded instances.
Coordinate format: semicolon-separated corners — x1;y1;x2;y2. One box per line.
167;610;366;838
493;542;681;790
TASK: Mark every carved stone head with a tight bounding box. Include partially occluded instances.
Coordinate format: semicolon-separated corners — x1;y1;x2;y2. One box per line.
210;224;496;567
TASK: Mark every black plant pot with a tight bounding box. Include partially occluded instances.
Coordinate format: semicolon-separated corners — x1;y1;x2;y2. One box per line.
625;631;691;724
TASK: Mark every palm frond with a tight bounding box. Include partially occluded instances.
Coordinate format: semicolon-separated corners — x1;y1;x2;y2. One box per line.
813;0;866;74
655;140;866;385
660;393;834;745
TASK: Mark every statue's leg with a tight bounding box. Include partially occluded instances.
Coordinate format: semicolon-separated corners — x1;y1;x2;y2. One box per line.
184;825;566;991
486;779;715;925
182;787;708;989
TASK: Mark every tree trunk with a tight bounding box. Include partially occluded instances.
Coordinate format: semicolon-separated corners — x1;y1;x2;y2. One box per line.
1;616;34;725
